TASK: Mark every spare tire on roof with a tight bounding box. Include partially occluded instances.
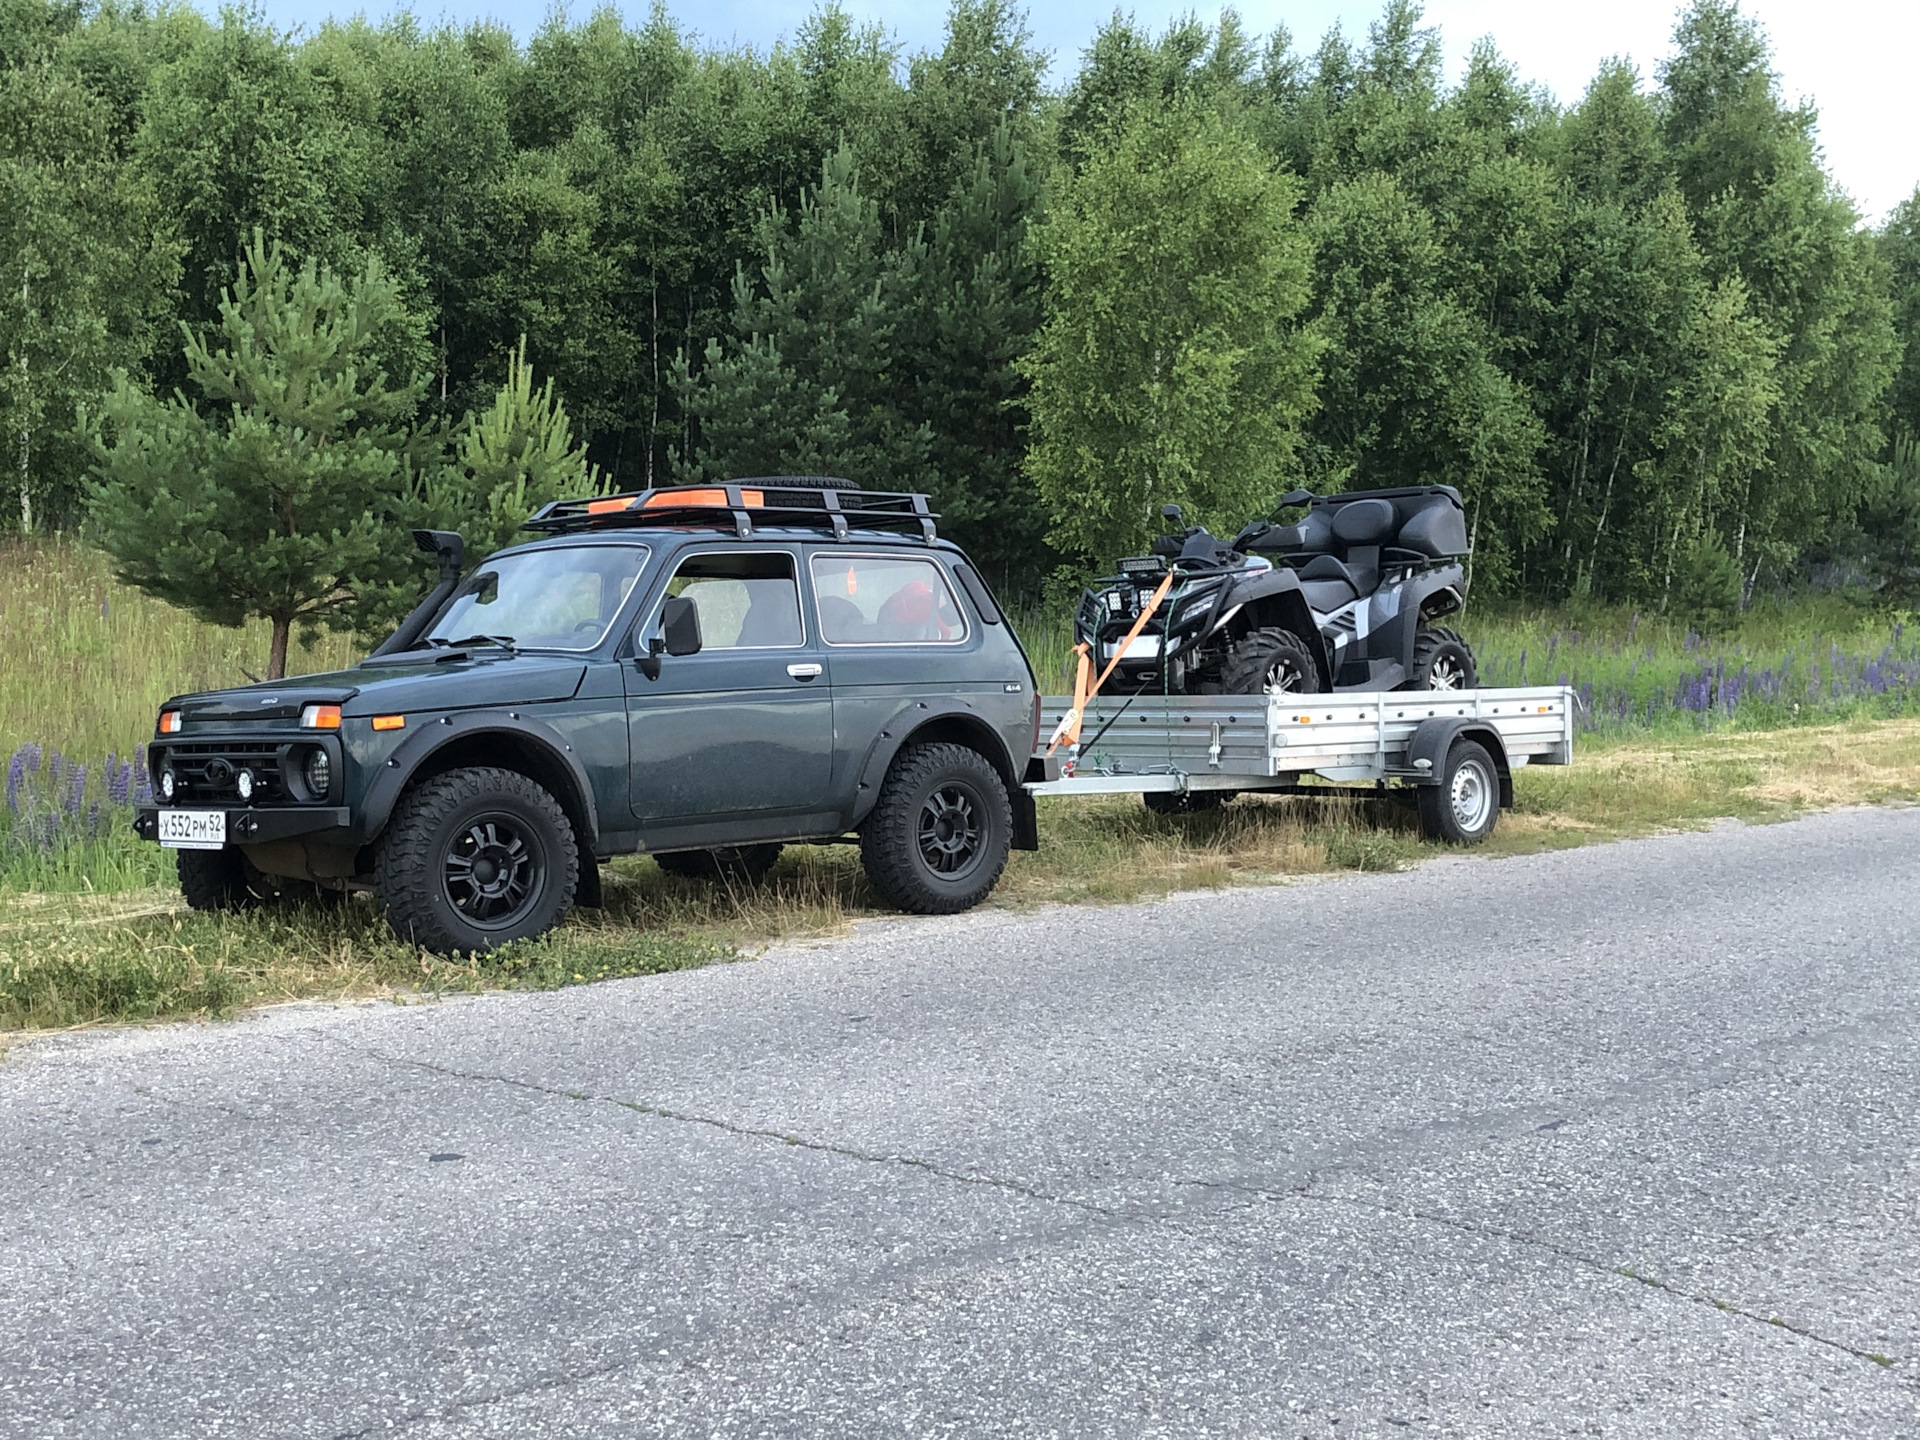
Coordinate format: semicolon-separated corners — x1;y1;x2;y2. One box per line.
745;475;858;491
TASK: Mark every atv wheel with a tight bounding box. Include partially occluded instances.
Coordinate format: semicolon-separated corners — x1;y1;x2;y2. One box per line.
653;844;785;884
1410;626;1477;690
860;742;1011;915
376;766;578;955
1143;790;1232;816
1416;740;1500;844
1220;627;1322;696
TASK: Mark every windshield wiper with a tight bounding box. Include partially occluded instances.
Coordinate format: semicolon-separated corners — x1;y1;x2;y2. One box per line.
447;633;517;652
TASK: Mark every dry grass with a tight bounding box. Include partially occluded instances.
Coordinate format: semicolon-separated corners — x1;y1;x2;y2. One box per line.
0;537;359;759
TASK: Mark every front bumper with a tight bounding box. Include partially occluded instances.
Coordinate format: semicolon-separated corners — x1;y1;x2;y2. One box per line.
134;806;354;846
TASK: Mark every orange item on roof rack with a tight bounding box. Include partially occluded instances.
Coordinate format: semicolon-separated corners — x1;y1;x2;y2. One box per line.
642;487;764;509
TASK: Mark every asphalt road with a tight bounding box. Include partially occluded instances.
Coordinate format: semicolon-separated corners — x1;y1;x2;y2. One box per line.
3;808;1918;1439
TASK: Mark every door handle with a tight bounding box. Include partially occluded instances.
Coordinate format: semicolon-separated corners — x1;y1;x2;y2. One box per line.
786;663;823;680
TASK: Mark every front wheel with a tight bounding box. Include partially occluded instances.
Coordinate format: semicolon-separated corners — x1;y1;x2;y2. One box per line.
1416;740;1500;844
1409;626;1477;690
376;766;579;954
860;742;1012;915
1220;627;1323;696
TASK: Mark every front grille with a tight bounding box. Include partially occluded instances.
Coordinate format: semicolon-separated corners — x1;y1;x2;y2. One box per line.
160;741;292;805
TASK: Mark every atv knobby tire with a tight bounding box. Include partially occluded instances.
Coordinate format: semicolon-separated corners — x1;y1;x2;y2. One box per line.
654;844;785;884
860;742;1011;915
376;766;578;955
1409;626;1478;691
1221;627;1322;696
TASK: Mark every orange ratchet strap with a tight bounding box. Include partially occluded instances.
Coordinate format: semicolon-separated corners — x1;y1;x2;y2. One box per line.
1047;568;1175;755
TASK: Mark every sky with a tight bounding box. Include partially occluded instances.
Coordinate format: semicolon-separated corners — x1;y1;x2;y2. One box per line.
250;0;1919;223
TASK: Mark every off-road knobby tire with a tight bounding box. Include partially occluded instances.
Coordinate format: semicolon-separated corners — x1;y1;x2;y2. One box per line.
860;742;1011;915
1143;789;1232;816
653;844;785;884
1416;739;1500;845
375;766;578;955
1409;626;1478;691
177;847;269;912
1220;627;1323;696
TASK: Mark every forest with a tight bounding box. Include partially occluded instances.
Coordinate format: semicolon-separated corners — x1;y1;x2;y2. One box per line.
4;0;1919;617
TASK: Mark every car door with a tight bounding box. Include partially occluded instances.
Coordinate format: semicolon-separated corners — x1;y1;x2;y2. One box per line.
624;546;834;824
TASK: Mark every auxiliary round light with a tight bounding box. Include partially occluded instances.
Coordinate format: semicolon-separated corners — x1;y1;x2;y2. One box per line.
236;768;255;802
159;768;176;801
303;747;332;800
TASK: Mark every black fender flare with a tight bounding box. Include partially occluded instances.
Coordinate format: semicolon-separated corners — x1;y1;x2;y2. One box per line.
1380;564;1467;671
1406;718;1514;808
848;699;1035;850
359;710;602;857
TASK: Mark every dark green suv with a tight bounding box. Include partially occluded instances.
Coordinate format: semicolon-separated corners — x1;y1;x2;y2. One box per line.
135;481;1041;954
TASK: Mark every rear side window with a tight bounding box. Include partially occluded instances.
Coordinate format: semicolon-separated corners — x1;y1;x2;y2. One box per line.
663;551;803;649
810;554;969;646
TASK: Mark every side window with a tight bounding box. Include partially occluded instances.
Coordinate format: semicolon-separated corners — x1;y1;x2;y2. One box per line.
661;552;803;649
810;554;969;646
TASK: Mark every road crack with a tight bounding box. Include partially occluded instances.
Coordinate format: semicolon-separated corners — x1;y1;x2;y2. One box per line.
331;1038;1131;1221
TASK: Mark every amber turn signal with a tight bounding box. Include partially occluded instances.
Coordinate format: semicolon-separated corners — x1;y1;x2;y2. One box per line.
372;714;405;731
157;710;183;734
299;703;343;729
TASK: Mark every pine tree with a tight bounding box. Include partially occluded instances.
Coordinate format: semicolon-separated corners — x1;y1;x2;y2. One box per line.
89;234;429;679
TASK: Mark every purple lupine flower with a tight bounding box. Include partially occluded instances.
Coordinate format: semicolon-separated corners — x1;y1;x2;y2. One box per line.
5;746;32;814
65;764;88;818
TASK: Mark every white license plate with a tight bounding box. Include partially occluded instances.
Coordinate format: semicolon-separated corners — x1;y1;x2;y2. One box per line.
157;809;226;850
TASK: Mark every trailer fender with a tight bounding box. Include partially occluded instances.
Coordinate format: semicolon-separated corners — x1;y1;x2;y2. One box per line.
1406;718;1514;808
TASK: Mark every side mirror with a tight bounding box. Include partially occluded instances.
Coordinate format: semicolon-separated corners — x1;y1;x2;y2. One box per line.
1160;503;1185;527
662;595;703;656
1277;489;1314;510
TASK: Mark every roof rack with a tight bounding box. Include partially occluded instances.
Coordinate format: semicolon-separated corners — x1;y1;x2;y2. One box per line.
523;480;939;543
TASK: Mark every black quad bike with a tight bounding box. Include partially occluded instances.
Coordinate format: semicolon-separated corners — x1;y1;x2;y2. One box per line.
1075;485;1478;697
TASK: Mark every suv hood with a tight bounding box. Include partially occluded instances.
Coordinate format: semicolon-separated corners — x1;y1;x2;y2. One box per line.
169;654;587;722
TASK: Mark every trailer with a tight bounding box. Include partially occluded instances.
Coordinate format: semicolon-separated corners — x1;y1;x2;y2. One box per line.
1025;686;1577;844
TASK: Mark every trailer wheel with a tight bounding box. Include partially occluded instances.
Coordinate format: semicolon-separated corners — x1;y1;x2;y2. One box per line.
1417;740;1500;844
860;742;1011;915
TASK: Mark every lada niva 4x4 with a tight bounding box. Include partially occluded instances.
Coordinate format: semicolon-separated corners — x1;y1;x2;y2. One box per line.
135;480;1041;954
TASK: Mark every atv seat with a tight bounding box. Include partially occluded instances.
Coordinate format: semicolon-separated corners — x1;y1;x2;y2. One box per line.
1298;554;1359;611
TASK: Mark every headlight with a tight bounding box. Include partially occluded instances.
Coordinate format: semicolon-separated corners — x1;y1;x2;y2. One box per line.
303;748;332;799
236;768;255;802
159;767;176;801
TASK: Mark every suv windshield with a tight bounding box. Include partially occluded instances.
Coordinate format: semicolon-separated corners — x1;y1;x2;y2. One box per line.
425;544;649;651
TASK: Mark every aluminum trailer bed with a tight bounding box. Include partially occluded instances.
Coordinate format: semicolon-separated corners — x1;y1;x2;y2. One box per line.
1026;686;1577;843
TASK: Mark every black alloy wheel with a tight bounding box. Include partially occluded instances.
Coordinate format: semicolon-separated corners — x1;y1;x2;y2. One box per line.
860;742;1012;915
376;766;578;954
1410;626;1479;691
443;815;538;924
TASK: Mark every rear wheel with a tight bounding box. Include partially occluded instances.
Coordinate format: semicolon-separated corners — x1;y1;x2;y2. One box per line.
1416;740;1500;844
375;766;578;955
653;844;785;884
1220;627;1323;696
860;742;1011;915
1409;626;1477;691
